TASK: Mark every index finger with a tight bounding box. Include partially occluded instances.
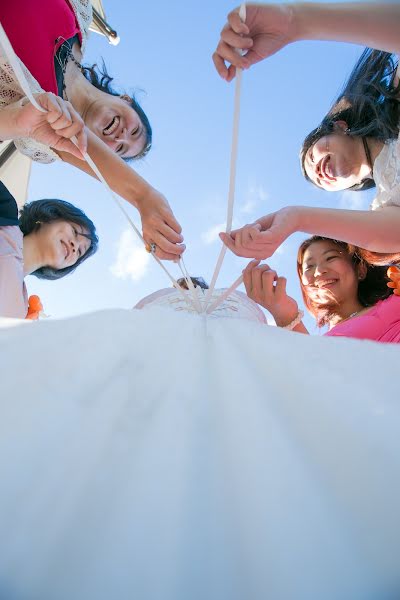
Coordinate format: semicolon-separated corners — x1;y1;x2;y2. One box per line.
227;9;250;34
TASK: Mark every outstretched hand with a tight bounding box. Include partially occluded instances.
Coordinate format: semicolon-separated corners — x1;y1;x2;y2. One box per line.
219;208;296;259
140;187;186;261
11;92;87;159
212;3;294;81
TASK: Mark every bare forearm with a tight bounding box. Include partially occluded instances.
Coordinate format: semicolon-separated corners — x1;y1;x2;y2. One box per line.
292;205;400;252
290;2;400;55
58;131;150;209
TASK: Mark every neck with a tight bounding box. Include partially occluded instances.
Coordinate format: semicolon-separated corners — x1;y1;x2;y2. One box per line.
65;67;98;121
23;234;45;276
328;298;365;329
367;137;385;169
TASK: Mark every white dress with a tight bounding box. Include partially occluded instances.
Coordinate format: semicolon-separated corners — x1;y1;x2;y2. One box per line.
0;288;400;600
371;131;400;210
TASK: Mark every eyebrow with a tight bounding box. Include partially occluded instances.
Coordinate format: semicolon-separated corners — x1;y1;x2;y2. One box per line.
304;248;341;262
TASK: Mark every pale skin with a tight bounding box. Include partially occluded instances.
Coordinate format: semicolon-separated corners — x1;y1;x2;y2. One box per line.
0;92;87;159
55;40;184;261
214;2;400;261
243;240;369;333
23;221;91;275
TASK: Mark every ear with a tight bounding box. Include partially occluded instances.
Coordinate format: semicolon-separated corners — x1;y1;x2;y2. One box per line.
333;120;349;133
120;94;132;104
357;262;368;281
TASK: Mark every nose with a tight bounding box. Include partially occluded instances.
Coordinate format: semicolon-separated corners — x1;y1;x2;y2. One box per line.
115;127;128;143
314;262;327;278
70;240;77;257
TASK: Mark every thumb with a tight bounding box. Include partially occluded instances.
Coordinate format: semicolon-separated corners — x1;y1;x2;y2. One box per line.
52;137;85;160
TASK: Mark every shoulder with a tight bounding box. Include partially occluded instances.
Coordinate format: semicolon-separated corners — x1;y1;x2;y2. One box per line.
370;136;400;210
374;293;400;315
0;181;18;226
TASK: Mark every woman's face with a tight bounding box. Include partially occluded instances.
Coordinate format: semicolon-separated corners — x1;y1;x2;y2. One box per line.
85;94;147;159
36;221;91;270
303;124;368;191
301;241;359;306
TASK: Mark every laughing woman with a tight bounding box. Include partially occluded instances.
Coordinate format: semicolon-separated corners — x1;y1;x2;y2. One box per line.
0;0;184;260
0;185;98;319
243;236;400;344
214;3;400;264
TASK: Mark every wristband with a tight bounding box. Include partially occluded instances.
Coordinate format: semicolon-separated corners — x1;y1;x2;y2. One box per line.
282;310;304;331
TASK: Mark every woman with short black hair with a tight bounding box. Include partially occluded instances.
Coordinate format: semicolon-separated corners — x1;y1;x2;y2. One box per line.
0;182;98;318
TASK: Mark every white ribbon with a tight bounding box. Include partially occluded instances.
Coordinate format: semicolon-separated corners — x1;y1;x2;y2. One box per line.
0;20;197;311
203;3;246;312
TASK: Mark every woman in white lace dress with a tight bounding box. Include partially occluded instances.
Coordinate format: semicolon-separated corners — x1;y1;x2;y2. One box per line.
0;0;184;261
214;3;400;266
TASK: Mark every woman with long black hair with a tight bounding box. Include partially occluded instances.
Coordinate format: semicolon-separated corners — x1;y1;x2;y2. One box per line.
213;3;400;266
0;0;184;260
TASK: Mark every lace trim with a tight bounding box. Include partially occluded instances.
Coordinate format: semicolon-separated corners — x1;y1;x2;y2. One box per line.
0;0;91;164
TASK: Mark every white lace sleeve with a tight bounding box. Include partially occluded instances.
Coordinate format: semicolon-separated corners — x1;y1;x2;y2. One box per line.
0;56;59;164
370;135;400;211
69;0;93;54
0;0;91;164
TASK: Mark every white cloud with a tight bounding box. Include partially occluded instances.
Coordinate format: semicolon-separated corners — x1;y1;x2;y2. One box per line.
201;222;227;245
201;183;269;245
109;229;150;282
239;183;268;215
339;191;369;210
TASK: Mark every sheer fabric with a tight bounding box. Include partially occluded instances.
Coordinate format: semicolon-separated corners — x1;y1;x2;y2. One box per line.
0;302;399;600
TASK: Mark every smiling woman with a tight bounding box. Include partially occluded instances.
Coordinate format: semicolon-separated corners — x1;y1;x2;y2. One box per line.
0;0;184;261
242;236;400;343
216;3;400;266
0;182;98;318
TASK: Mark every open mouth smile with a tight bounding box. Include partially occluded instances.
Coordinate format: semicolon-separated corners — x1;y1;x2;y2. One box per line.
103;116;120;136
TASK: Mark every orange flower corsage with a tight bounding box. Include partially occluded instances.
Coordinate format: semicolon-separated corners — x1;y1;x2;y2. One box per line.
26;295;44;320
387;266;400;296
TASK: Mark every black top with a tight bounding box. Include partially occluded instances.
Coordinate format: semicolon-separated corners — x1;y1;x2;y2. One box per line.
54;34;81;97
0;181;18;227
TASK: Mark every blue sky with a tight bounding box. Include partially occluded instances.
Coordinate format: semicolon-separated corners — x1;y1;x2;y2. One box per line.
27;0;375;332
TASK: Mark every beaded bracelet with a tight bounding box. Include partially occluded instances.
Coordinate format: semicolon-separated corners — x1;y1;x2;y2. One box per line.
282;310;304;331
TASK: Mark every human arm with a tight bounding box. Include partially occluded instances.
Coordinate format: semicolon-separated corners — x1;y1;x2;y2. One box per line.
242;259;308;333
213;2;400;81
0;93;87;159
58;131;185;261
220;205;400;260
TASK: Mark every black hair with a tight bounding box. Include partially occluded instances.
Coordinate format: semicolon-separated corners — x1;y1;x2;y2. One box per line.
177;277;209;290
297;236;392;327
301;49;400;191
81;60;152;161
19;199;98;280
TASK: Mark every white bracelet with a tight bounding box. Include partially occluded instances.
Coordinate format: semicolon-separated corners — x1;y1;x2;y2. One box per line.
282;310;304;331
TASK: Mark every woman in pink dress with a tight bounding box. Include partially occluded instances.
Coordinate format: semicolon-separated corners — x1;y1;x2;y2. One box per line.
243;236;400;343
